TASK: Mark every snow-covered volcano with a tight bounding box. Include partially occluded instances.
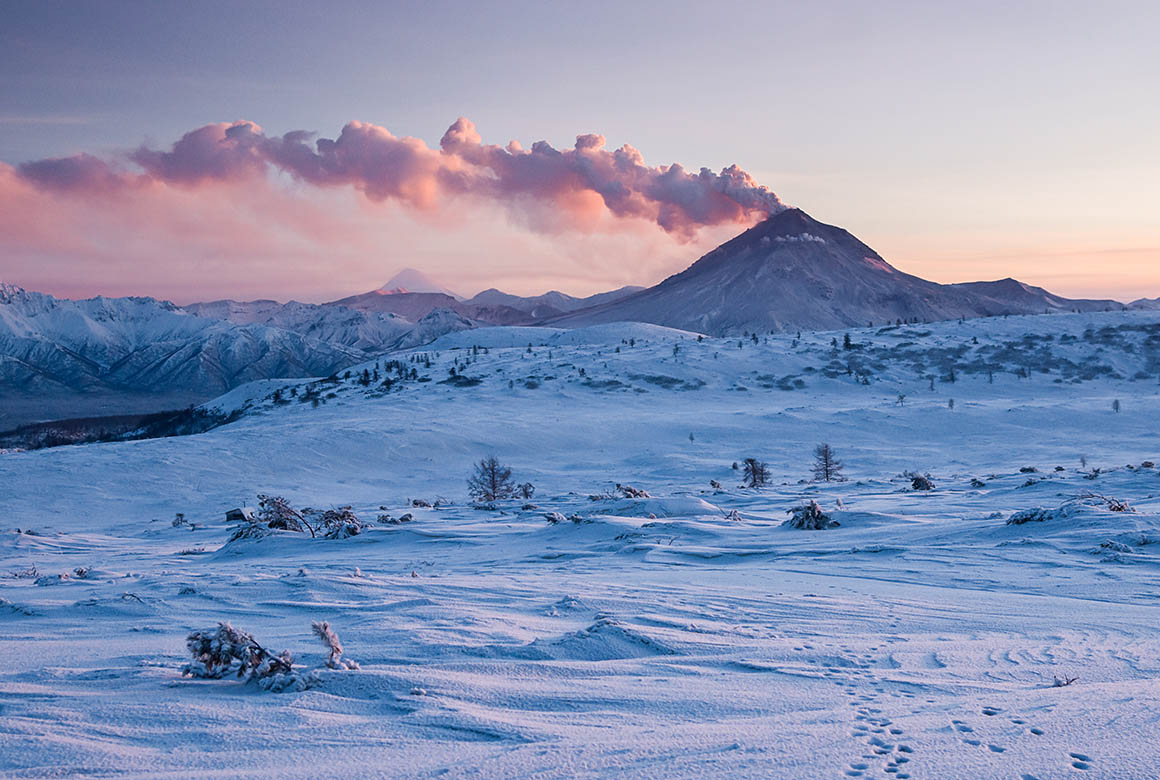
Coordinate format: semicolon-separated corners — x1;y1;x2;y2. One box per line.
550;209;1121;334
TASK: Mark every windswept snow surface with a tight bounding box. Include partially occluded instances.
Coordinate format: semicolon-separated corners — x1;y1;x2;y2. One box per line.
3;311;1160;778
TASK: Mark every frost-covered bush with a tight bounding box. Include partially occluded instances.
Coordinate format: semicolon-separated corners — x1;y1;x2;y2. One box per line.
311;506;368;539
1008;493;1133;526
378;512;413;525
183;622;321;693
256;494;310;533
1007;507;1054;525
230;495;306;541
1073;492;1133;513
312;621;359;670
615;483;651;498
910;474;936;491
783;500;839;530
544;512;567;524
592;483;652;499
185;622;287;679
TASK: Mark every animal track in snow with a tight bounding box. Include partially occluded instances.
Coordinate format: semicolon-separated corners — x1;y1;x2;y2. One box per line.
1069;752;1093;771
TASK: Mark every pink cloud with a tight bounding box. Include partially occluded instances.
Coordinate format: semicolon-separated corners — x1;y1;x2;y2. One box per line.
15;117;785;238
0;159;740;303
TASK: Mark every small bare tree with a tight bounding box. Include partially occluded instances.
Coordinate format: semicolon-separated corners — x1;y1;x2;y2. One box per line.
812;443;843;482
742;458;769;488
468;456;515;501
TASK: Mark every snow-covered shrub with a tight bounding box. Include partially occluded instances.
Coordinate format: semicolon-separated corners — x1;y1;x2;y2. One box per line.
183;622;297;683
1007;507;1054;525
724;509;742;521
311;506;368;539
615;483;651;498
172;513;188;527
1099;539;1134;553
377;512;413;525
544;512;567;524
312;621;359;670
783;500;839;530
1072;492;1133;513
1008;493;1133;526
230;495;309;541
970;478;986;488
910;474;935;491
256;494;309;533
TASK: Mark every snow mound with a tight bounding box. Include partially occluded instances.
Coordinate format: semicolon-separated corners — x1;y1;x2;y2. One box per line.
538;617;678;661
594;496;724;519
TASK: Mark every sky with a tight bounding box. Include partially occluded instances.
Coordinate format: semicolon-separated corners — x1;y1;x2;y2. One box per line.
1;0;1157;304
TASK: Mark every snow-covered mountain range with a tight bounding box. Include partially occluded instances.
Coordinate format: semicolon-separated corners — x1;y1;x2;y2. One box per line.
550;209;1123;334
0;285;363;398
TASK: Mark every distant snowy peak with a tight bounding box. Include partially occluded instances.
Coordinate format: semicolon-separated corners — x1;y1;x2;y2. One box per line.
1128;297;1160;311
0;282;30;303
376;268;462;299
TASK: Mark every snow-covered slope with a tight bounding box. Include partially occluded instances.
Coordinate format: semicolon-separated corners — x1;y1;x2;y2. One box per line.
550;209;1123;334
3;310;1160;777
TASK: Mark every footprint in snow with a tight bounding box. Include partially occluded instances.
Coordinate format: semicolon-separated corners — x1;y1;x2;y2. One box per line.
1069;752;1092;770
